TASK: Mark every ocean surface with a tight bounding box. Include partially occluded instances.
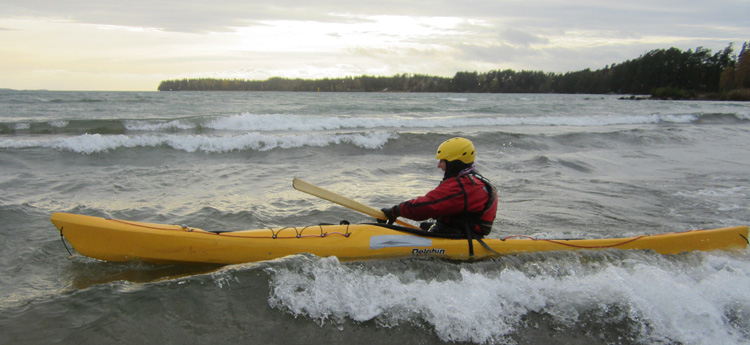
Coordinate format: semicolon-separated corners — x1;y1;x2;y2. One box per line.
1;90;749;345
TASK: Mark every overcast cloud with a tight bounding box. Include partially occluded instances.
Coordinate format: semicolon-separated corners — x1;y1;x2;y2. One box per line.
1;0;748;90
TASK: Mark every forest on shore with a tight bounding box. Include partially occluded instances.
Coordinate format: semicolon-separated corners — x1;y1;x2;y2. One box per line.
158;42;750;100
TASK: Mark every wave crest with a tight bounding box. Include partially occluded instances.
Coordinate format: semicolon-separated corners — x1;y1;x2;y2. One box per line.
0;131;397;154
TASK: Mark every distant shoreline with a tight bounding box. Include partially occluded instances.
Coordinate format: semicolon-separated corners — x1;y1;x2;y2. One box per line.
157;43;750;101
620;88;750;102
2;87;748;101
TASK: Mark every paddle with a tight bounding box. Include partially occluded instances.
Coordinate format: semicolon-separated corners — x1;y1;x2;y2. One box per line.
292;178;419;229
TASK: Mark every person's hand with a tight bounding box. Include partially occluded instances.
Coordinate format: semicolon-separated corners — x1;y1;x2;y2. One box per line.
378;206;398;225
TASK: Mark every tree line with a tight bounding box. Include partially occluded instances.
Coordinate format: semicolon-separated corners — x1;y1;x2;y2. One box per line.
158;42;750;100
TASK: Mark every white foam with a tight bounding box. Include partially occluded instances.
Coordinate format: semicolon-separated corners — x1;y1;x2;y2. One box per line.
34;113;708;135
0;131;397;153
676;187;748;213
201;113;701;132
205;113;411;131
660;114;700;123
266;254;750;344
124;119;195;131
48;121;68;128
677;186;747;198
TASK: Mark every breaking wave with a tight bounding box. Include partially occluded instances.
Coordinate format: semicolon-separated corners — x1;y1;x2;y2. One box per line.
265;253;750;344
0;131;397;153
2;112;747;136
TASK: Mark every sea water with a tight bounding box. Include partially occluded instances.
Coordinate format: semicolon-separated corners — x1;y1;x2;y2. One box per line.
1;91;749;344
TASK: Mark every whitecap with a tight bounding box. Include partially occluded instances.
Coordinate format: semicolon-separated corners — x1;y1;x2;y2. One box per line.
124;119;195;131
0;131;397;154
48;121;68;128
266;253;750;344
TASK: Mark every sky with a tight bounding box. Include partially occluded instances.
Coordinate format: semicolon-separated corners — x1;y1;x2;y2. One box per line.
1;0;748;91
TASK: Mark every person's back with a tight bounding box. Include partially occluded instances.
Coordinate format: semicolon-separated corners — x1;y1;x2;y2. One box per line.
381;137;498;237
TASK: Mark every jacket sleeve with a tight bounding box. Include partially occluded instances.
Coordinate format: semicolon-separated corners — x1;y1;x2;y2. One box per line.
397;179;465;221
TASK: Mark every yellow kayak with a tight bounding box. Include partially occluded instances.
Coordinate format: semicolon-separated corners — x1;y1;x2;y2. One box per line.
50;212;748;264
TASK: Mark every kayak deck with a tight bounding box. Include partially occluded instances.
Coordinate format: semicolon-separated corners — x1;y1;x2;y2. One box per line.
50;212;749;264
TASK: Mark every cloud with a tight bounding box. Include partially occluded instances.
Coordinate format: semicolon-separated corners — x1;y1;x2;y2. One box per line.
3;1;747;45
500;30;550;46
1;0;748;90
4;0;743;35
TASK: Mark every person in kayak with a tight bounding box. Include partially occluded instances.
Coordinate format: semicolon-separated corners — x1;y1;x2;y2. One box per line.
380;137;498;238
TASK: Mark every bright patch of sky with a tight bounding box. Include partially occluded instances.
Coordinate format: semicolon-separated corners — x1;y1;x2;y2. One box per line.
1;0;747;90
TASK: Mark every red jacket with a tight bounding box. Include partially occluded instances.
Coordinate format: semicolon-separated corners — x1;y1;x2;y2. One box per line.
397;171;498;235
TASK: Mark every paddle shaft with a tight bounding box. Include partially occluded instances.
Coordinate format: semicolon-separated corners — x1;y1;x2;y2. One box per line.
292;178;419;229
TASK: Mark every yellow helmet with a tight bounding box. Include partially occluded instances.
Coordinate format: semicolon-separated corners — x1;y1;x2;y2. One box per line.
436;137;475;164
